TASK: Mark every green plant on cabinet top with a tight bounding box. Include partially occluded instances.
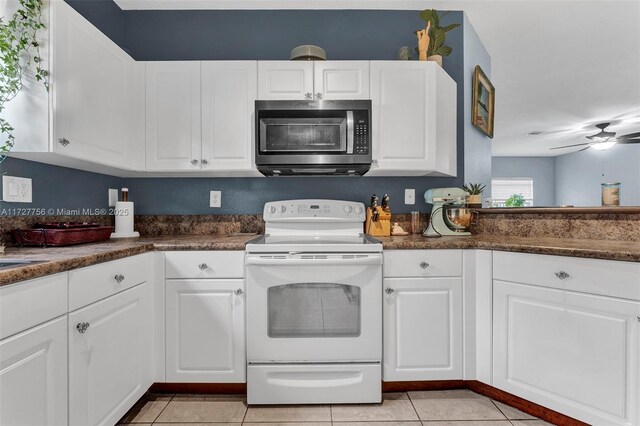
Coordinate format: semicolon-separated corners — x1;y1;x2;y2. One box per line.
0;0;48;164
417;9;461;58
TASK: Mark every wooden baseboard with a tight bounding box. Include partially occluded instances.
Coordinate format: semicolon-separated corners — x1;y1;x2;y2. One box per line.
149;380;588;426
149;382;247;394
466;381;589;426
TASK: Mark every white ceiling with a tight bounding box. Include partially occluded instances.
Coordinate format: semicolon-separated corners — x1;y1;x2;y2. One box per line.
114;0;640;157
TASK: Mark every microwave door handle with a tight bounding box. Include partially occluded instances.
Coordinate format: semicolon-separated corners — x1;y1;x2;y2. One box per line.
346;110;354;154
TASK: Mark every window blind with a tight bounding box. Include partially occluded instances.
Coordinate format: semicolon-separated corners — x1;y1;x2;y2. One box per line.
491;178;534;206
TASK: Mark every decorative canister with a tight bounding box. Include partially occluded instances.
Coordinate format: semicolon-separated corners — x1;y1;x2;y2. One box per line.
601;183;620;207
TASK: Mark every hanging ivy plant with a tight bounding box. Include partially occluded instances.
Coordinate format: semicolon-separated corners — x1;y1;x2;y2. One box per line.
0;0;48;164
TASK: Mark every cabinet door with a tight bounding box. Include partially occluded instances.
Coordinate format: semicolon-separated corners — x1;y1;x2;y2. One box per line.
313;61;370;100
166;279;246;382
368;61;456;177
69;282;153;426
257;61;314;100
146;61;202;171
383;277;463;381
201;61;257;171
493;280;640;426
52;1;143;170
0;316;68;426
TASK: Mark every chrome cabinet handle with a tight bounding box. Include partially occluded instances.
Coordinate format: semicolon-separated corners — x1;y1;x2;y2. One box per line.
305;92;313;100
198;263;208;270
114;274;125;283
235;288;243;296
420;262;429;269
201;159;208;165
315;92;323;100
191;159;199;166
385;288;395;295
58;138;70;147
555;271;570;280
76;322;90;334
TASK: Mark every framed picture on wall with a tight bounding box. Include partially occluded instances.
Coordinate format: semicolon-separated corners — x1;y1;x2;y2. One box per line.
472;65;495;138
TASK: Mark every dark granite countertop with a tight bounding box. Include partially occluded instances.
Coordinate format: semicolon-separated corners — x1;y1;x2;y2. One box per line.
1;233;638;287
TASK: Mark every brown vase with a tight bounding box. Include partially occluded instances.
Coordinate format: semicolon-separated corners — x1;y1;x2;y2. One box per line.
427;54;443;66
466;194;482;208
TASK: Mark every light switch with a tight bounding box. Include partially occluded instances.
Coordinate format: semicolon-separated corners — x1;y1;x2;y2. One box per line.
404;189;415;205
2;175;32;203
108;188;118;207
210;190;221;208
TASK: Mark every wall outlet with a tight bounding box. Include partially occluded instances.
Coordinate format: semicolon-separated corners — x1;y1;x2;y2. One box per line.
404;188;415;205
2;175;32;203
108;188;119;207
210;190;221;208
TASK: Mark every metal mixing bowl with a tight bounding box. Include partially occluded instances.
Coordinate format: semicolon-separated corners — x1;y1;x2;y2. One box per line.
443;206;472;232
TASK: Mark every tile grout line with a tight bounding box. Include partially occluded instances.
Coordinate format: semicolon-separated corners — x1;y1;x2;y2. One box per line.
151;393;175;424
405;391;422;422
240;396;249;425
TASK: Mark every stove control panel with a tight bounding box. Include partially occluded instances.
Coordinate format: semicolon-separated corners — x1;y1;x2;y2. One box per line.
263;200;366;222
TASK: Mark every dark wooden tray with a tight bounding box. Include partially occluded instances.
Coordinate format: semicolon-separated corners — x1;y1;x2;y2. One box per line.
12;223;114;247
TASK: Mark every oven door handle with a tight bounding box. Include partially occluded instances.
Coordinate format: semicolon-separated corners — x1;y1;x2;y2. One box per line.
245;255;382;266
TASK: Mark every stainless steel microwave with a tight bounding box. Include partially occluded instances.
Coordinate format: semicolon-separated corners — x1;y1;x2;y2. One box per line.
255;100;372;176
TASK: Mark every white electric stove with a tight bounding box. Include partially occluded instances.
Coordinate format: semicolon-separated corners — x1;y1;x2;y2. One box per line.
245;200;383;405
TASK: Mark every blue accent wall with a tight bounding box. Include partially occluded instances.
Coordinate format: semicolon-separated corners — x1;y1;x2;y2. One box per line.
1;5;491;216
0;157;124;213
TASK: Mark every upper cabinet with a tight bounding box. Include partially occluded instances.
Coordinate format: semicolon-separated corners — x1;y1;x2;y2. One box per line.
368;61;457;177
6;0;144;172
145;61;258;174
146;62;202;171
258;61;370;100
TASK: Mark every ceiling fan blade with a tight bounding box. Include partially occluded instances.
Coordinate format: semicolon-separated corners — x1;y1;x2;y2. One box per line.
616;138;640;144
577;146;590;152
617;132;640;139
550;142;591;150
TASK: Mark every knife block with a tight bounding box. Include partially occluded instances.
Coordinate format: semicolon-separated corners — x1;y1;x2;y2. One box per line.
365;207;391;237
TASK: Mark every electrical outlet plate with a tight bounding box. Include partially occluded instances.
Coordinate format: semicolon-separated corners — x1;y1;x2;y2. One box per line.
108;188;118;207
404;188;415;205
2;175;32;203
210;190;221;208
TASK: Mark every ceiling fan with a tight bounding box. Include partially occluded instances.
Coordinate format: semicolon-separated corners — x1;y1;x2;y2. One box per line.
550;123;640;151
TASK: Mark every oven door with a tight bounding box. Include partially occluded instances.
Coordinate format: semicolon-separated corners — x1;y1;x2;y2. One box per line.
245;252;382;363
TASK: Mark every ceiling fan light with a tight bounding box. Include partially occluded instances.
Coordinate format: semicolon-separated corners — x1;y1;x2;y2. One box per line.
591;141;617;151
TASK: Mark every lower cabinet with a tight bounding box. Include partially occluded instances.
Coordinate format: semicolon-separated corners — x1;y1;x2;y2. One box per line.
68;282;153;426
165;279;246;382
0;316;68;426
493;280;640;426
383;277;463;381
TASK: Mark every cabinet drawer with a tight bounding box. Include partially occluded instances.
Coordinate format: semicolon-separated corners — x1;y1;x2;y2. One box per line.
493;251;640;300
165;251;244;279
0;273;68;340
383;250;462;277
69;253;151;311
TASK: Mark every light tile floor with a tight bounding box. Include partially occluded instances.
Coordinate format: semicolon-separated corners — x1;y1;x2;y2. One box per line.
119;391;554;426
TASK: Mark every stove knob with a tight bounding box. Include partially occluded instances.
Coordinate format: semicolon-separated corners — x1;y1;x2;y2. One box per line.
354;206;364;214
279;205;287;213
343;205;353;214
269;205;277;214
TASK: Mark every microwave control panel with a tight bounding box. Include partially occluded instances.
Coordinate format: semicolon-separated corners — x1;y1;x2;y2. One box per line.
354;121;369;155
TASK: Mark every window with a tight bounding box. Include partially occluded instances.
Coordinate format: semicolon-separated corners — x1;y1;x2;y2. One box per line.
491;178;534;207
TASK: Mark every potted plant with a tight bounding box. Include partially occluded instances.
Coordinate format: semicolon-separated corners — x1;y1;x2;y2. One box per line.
463;182;485;208
0;0;48;253
505;194;526;207
415;9;460;66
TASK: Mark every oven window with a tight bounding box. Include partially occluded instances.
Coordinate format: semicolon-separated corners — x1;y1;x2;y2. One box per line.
260;118;346;153
267;283;361;338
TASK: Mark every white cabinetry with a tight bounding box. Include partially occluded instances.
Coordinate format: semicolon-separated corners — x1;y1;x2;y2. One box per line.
146;61;258;174
7;0;144;172
258;61;369;100
368;61;456;176
0;316;68;426
383;250;463;381
493;252;640;426
68;255;153;426
164;251;246;382
146;61;202;171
